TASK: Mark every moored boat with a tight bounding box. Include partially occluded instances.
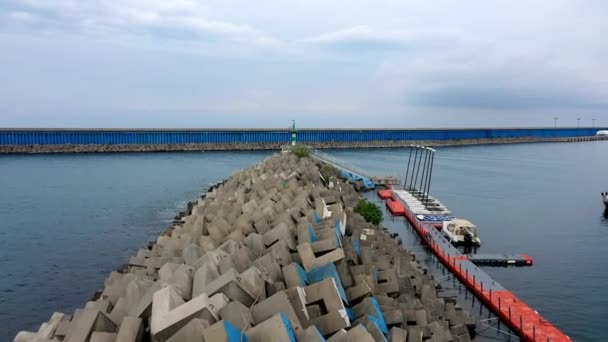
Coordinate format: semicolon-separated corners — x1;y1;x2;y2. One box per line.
442;218;481;246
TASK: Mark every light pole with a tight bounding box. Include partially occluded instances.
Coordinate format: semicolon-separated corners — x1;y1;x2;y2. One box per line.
577;118;581;128
554;117;558;128
592;118;596;128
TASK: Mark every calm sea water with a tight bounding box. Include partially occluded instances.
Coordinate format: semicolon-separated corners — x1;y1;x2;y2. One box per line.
1;143;606;341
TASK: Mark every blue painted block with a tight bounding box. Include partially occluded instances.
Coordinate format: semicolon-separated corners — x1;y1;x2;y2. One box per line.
295;263;308;287
353;238;361;256
306;263;349;305
308;223;317;242
224;320;248;342
368;298;389;334
279;313;297;342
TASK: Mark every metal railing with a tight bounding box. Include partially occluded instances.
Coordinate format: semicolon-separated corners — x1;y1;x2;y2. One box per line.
304;145;400;183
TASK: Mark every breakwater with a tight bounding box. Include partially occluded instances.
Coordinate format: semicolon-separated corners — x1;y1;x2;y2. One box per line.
15;152;476;341
1;128;607;153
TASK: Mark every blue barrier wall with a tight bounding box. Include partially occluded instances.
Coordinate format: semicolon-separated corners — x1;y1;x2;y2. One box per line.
0;128;604;145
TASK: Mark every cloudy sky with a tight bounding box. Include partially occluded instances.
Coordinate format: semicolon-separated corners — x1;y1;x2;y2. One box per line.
1;0;607;128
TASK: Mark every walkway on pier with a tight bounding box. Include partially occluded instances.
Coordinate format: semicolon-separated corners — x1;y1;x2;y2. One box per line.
305;146;400;188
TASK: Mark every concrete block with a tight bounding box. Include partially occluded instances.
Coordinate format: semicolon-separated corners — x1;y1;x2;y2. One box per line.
166;318;209;342
252;291;304;335
13;331;37;342
108;297;128;325
199;236;217;252
326;330;347;342
266;240;293;267
311;310;351;336
244;233;265;256
203;267;265;307
158;263;194;300
389;327;407;342
297;326;326;342
331;324;374;342
54;313;72;339
150;285;228;341
244;313;296;342
407;326;423;342
427;321;452;342
219;301;252;331
203;320;247;342
266;280;286;296
131;280;162;318
350;297;388;334
284;287;311;328
352;315;387;342
282;262;308;288
304;279;350;336
66;310;117;342
36;312;65;339
263;222;296;251
90;332;117;342
254;253;283;283
306;263;348;305
183;243;204;266
115;317;143;342
297;243;344;272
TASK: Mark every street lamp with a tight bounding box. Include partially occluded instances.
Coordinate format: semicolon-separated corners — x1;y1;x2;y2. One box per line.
593;118;596;128
553;117;558;128
577;118;581;128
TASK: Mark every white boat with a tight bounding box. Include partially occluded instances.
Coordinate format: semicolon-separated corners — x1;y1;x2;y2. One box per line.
602;193;608;209
596;130;608;136
442;218;481;246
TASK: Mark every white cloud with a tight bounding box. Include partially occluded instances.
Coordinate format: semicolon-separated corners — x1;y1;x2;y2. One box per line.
9;11;39;22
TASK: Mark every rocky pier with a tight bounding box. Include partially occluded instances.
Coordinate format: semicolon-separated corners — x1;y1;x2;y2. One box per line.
15;152;475;342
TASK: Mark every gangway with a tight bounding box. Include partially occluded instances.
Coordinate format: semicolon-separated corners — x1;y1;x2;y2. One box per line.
304;146;400;189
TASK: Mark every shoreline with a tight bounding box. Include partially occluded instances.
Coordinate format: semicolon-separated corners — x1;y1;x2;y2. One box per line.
2;135;607;154
15;152;477;341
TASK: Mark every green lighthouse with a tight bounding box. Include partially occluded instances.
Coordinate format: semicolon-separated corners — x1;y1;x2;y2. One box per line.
291;120;297;146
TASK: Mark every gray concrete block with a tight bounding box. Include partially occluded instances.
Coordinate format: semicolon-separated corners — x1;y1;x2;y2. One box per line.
183;243;204;266
252;291;304;335
297;243;344;272
202;320;246;342
352;315;386;342
158;263;194;300
90;332;117;342
150;285;228;341
108;297;128;325
66;310;117;342
310;310;350;336
263;222;296;251
244;313;295;342
254;253;283;283
389;327;407;342
13;331;37;342
282;262;307;289
166;318;209;342
35;312;65;340
203;267;265;307
407;326;423;342
297;326;325;342
244;233;265;256
219;300;251;331
114;317;143;342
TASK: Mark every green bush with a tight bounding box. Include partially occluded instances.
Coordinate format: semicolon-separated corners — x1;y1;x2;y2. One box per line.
354;199;383;225
320;163;339;182
291;144;309;158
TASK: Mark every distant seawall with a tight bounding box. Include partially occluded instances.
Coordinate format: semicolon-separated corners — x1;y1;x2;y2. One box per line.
1;127;606;153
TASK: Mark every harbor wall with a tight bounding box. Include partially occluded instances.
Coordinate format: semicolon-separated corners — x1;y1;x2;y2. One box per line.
0;127;606;153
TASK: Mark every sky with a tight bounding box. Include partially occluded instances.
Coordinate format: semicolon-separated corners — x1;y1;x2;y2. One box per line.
0;0;607;128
